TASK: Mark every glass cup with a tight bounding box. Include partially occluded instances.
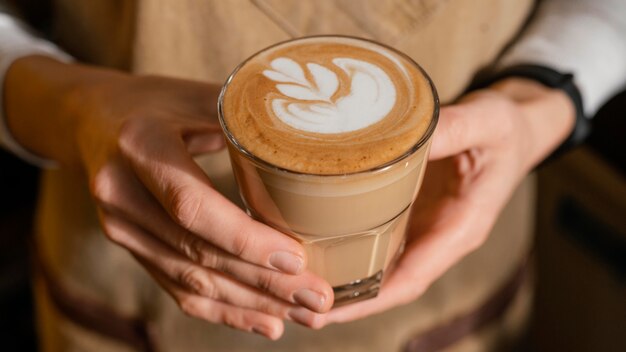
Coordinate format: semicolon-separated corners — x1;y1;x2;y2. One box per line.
218;36;439;306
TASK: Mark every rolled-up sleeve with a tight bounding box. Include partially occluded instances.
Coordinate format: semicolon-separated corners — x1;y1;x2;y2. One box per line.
498;0;626;117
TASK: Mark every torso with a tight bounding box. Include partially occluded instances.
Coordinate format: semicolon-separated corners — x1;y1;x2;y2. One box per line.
33;1;536;350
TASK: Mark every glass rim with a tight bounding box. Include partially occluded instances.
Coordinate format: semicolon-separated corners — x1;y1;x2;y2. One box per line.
217;34;439;177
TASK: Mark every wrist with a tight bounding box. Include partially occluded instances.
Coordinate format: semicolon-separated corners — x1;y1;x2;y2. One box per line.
5;55;129;168
489;78;576;169
471;63;589;167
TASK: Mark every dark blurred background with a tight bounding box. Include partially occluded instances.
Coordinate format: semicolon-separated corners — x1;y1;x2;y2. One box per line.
530;89;626;352
1;90;625;351
0;146;39;351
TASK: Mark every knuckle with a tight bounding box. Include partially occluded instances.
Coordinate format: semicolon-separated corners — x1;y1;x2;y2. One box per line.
178;233;203;262
178;296;203;318
99;218;126;245
220;310;245;330
308;315;325;330
168;186;203;231
117;116;148;153
256;270;279;293
258;297;287;318
256;300;278;318
178;235;227;271
230;225;255;258
178;266;216;298
452;149;484;182
90;166;117;207
102;226;124;245
200;246;227;271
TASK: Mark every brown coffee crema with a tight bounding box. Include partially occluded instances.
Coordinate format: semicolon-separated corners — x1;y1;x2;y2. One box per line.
221;37;435;175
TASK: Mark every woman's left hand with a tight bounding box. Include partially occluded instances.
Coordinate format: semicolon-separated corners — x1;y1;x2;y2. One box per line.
300;78;575;328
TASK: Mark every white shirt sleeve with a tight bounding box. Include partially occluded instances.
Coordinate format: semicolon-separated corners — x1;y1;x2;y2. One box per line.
0;1;72;167
1;1;626;167
498;0;626;116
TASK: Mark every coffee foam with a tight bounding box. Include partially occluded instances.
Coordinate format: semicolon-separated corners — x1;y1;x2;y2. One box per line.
264;57;396;133
221;37;434;174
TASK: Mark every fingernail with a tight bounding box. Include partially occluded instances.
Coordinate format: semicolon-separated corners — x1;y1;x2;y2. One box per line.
288;307;315;326
293;289;326;312
269;251;303;274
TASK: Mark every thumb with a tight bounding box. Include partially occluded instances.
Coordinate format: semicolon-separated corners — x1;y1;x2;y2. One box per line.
428;98;495;160
184;128;226;155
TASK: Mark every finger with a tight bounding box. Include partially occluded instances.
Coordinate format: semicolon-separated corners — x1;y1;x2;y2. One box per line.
170;118;226;155
183;130;225;155
133;76;222;120
315;249;428;327
323;213;475;326
99;211;320;326
91;161;332;312
117;121;306;274
145;263;284;340
326;165;509;325
429;92;513;160
101;211;321;327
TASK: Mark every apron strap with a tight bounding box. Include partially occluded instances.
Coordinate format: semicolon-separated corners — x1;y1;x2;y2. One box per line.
32;243;158;352
33;241;530;352
404;253;531;352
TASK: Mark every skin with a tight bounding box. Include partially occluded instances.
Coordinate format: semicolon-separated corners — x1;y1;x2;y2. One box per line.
313;78;575;327
5;56;574;338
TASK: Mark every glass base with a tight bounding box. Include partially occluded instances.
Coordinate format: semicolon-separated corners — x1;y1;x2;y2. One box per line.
332;271;383;307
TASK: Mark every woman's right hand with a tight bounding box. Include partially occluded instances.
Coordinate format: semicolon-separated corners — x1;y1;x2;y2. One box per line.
5;56;333;339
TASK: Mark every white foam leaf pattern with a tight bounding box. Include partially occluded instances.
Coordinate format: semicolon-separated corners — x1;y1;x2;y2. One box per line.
263;56;396;134
263;59;337;102
307;63;338;101
268;57;308;86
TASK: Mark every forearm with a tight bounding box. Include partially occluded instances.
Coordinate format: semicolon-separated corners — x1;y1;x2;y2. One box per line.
5;52;331;338
4;55;130;168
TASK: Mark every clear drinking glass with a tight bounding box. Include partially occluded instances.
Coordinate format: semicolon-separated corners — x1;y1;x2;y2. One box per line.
218;36;439;306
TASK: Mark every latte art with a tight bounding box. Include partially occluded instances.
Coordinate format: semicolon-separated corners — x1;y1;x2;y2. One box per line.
220;37;435;174
263;57;396;133
219;37;438;305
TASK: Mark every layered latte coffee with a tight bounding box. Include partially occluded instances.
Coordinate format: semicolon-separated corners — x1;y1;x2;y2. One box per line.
219;36;438;306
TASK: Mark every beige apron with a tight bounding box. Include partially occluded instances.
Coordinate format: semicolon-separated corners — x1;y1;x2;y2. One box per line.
32;1;536;351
